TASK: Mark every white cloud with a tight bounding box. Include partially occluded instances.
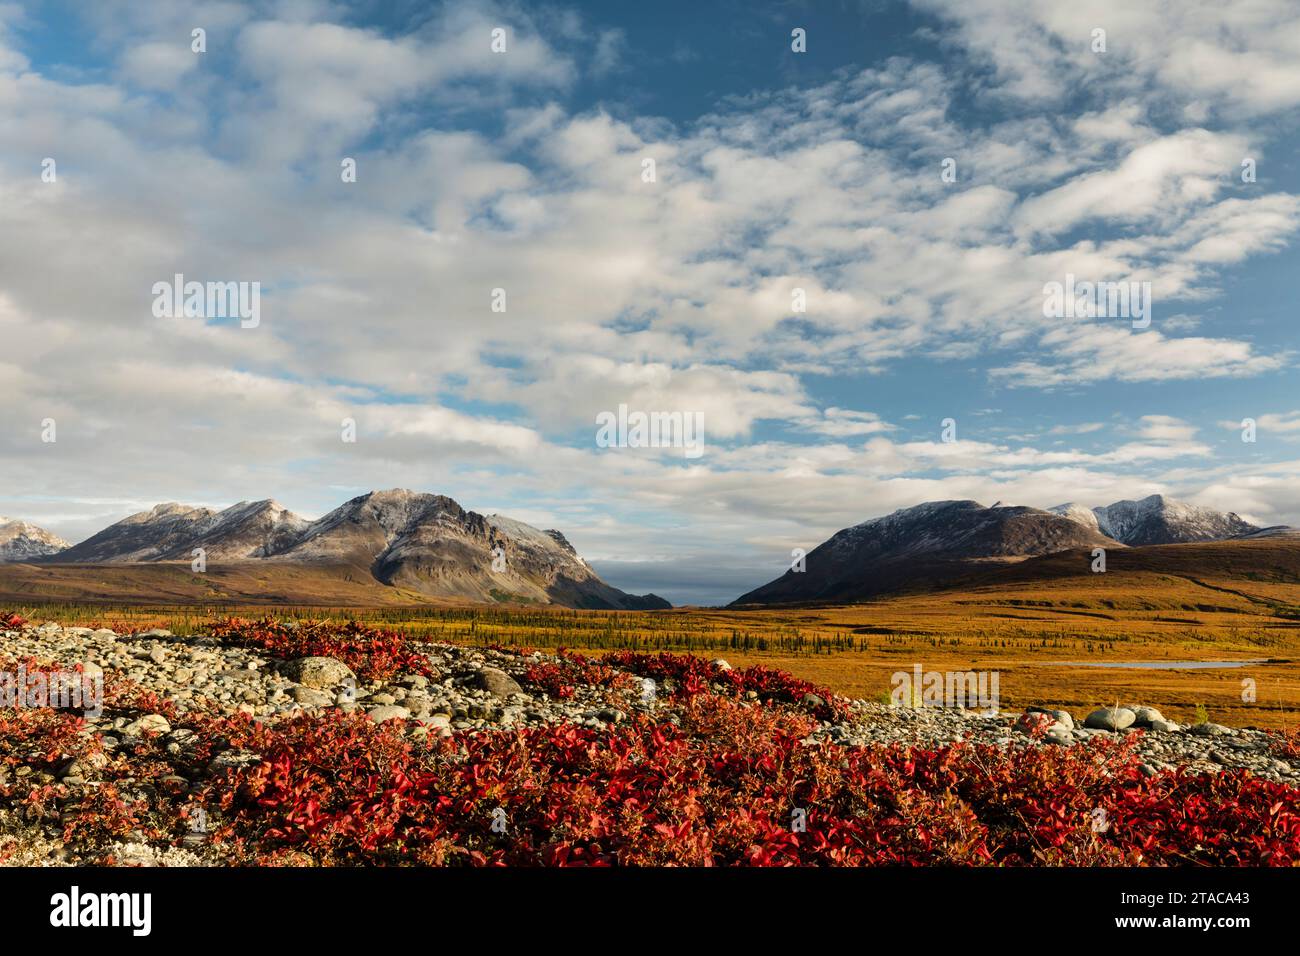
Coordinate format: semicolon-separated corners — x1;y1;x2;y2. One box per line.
914;0;1300;116
992;327;1290;387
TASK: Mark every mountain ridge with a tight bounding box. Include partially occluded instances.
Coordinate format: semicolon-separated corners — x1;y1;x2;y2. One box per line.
733;499;1121;606
24;490;668;610
1049;494;1260;545
733;495;1287;607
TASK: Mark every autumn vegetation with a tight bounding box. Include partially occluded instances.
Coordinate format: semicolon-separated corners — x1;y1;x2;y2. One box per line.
3;613;1300;866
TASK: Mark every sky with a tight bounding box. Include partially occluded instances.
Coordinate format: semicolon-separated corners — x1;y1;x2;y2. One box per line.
2;0;1299;606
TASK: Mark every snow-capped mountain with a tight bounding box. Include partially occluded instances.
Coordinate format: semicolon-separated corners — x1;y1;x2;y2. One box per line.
52;500;309;563
41;490;668;610
0;517;70;562
1050;495;1260;545
733;500;1118;606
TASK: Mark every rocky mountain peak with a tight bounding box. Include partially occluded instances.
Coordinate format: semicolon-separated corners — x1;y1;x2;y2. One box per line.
0;517;71;562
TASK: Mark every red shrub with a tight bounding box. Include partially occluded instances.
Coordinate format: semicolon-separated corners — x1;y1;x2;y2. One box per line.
1268;727;1300;762
181;693;1300;867
521;651;635;700
206;618;435;682
603;651;848;721
5;635;1300;868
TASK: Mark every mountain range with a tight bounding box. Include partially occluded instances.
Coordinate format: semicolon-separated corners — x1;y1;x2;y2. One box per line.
1;490;668;610
733;495;1290;606
2;492;1294;609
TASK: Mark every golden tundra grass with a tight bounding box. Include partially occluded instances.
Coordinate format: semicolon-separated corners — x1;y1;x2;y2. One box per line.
10;561;1300;730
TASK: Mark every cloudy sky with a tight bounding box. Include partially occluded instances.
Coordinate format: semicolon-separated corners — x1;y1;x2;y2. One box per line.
2;0;1299;605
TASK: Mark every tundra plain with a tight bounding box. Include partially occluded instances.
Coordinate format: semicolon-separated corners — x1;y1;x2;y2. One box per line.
9;538;1300;730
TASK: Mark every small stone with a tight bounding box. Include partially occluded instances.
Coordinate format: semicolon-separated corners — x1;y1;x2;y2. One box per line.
207;750;262;774
801;693;826;710
282;656;356;690
711;659;733;671
1149;719;1181;733
289;685;335;708
366;705;411;723
124;713;171;736
148;646;167;664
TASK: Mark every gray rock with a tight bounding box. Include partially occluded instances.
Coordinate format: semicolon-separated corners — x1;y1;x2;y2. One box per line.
1129;706;1165;728
282;656;356;689
207;750;262;774
476;667;523;698
289;685;335;708
123;713;171;736
1188;722;1234;737
1027;707;1075;730
1015;711;1071;737
1149;719;1181;733
366;705;411;722
1084;707;1135;731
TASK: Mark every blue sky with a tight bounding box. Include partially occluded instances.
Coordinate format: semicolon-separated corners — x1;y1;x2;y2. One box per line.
2;0;1300;605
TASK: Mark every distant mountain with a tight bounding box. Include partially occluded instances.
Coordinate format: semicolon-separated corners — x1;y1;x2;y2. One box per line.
732;500;1119;606
42;490;668;610
276;489;667;609
0;517;69;562
52;500;309;563
1050;495;1261;545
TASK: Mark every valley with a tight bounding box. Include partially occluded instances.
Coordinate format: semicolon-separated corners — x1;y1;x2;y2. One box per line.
6;491;1299;728
8;538;1300;727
